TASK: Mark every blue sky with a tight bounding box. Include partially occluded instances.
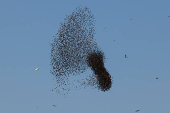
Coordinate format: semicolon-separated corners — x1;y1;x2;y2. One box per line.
0;0;170;113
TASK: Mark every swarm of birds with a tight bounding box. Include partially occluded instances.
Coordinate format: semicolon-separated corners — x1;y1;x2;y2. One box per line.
86;51;112;91
50;6;112;95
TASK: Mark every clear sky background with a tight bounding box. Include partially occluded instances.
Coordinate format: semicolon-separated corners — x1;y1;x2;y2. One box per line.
0;0;170;113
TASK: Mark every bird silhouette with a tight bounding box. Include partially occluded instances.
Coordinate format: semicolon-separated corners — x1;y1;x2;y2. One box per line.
52;105;57;107
135;110;140;112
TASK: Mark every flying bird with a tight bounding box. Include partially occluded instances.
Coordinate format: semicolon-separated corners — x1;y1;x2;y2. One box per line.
35;68;38;70
130;19;132;20
52;105;57;107
135;110;140;112
125;54;128;58
156;77;158;79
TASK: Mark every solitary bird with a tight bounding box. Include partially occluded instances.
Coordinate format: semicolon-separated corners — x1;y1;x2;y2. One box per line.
156;77;158;79
35;68;38;70
52;105;57;107
135;110;140;112
125;54;128;58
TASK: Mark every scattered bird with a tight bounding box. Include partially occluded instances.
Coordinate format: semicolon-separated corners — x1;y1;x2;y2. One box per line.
103;27;107;29
52;105;57;107
114;40;115;41
125;54;128;58
167;16;170;18
130;19;132;20
35;68;38;70
156;77;158;79
135;110;140;112
37;107;38;108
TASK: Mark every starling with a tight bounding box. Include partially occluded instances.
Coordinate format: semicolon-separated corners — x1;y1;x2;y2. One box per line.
52;105;57;107
135;110;140;112
50;6;112;94
86;51;112;91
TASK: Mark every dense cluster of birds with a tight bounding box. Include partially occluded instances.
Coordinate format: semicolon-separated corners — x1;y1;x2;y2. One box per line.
86;50;112;91
47;5;163;111
50;6;112;95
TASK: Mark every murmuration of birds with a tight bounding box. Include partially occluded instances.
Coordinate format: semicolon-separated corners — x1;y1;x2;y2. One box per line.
50;6;112;95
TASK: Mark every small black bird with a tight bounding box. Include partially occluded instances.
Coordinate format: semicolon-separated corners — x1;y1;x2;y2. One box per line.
135;110;140;112
156;77;158;79
53;105;56;107
125;54;128;58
